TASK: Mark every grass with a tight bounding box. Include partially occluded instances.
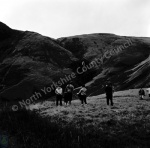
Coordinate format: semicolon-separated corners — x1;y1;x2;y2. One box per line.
1;89;150;148
0;108;150;147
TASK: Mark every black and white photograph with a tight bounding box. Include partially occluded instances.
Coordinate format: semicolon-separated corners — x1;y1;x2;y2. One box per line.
0;0;150;147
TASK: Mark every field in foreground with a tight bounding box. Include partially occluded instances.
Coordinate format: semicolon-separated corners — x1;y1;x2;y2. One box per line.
1;89;150;148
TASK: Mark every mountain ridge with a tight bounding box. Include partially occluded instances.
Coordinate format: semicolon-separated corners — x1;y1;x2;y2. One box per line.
0;22;150;101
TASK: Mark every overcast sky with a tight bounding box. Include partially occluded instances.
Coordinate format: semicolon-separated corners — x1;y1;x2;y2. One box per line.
0;0;150;38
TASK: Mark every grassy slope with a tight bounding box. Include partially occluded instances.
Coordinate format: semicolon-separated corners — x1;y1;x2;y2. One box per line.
1;89;150;147
26;89;150;147
30;89;150;124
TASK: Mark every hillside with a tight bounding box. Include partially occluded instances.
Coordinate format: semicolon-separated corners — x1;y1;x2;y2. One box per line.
0;22;76;100
29;88;150;123
58;34;150;95
0;22;150;101
17;89;150;148
1;89;150;147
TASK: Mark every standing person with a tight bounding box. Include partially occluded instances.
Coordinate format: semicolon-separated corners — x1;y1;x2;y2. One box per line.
55;86;63;106
65;82;74;105
64;91;69;106
139;88;145;100
146;87;150;98
105;83;113;106
77;84;87;105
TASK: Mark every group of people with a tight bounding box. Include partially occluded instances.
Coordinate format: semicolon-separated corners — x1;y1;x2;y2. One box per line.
104;84;150;106
55;82;87;106
139;88;150;100
55;81;150;107
55;81;114;107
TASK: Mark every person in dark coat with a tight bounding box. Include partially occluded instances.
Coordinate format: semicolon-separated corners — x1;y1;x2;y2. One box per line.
105;83;113;106
139;88;145;100
64;91;69;106
65;82;74;105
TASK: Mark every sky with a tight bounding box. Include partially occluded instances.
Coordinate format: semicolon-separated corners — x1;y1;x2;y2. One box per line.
0;0;150;38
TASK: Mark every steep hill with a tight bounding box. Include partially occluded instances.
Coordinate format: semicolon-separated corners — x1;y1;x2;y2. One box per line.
58;34;150;96
0;22;150;101
0;22;76;100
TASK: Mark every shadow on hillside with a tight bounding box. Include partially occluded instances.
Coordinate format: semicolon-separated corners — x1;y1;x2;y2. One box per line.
1;103;150;148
